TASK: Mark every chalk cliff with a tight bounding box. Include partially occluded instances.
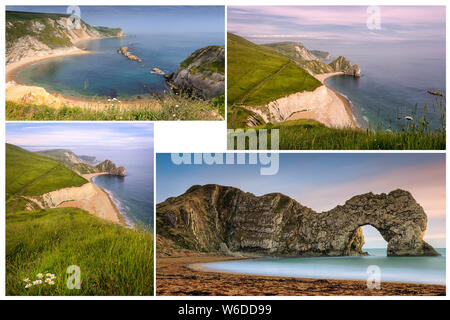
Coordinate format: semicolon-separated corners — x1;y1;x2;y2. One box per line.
6;10;123;64
157;185;438;257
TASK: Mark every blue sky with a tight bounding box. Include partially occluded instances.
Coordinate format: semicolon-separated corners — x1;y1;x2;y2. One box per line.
7;5;225;34
157;153;445;248
6;123;154;154
228;6;445;44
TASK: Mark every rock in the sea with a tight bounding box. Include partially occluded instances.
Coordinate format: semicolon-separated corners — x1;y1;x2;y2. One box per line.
165;45;224;100
117;46;142;63
329;56;361;77
95;160;126;176
152;67;164;74
157;185;438;257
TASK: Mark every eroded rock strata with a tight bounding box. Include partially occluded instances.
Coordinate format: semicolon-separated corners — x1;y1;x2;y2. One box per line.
165;45;225;100
157;185;438;257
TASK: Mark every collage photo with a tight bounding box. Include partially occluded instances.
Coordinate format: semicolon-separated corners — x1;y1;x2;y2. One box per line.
2;1;448;311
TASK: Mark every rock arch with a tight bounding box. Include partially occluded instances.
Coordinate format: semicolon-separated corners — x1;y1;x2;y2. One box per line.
157;185;439;257
321;189;438;256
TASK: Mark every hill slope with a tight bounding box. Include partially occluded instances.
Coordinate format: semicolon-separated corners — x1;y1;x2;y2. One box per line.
227;33;322;107
6;10;123;64
6;143;87;212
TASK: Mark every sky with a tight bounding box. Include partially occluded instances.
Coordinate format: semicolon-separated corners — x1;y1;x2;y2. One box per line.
7;5;225;34
157;153;446;249
5;123;154;156
228;6;446;43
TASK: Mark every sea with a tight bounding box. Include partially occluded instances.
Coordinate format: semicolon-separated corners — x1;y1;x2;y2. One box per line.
16;32;224;100
88;148;154;228
303;39;446;131
200;248;446;285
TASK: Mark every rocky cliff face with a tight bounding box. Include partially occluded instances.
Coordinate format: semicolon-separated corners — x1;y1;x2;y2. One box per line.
157;185;438;257
329;56;361;76
165;45;224;100
95;160;126;176
6;11;123;64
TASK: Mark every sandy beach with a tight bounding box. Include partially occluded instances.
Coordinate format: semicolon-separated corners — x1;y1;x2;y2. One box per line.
6;47;91;83
57;172;126;226
5;44;162;110
156;255;445;296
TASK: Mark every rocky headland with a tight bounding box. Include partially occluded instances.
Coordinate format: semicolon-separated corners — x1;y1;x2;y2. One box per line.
165;45;225;100
157;184;438;257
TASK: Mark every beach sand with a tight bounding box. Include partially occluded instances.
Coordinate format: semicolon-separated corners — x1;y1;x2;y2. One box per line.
58;172;126;226
6;48;91;83
156;255;445;296
5;46;162;110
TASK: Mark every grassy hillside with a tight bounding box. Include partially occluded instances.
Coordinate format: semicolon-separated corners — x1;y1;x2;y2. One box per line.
93;26;122;36
6;143;87;213
262;41;333;74
6;11;72;49
227;33;321;108
37;149;77;162
229;119;446;150
6;207;153;295
6;11;121;50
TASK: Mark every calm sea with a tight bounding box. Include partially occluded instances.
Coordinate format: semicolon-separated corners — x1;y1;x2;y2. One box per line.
308;40;446;131
201;248;446;285
90;148;154;227
16;32;224;99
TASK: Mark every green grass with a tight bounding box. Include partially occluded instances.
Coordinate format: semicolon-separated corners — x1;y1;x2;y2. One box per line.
6;11;73;49
94;26;123;36
6;91;224;120
227;33;321;107
6;144;86;196
6;144;87;213
181;45;225;74
6;207;154;296
229;118;446;150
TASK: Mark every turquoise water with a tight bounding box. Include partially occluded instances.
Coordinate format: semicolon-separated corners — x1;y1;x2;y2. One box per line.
16;32;224;99
202;248;446;285
89;149;154;227
312;40;446;131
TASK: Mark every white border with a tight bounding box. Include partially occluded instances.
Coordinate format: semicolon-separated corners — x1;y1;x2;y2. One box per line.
1;0;448;300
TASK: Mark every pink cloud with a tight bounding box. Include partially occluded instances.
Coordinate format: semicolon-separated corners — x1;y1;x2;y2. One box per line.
295;160;446;220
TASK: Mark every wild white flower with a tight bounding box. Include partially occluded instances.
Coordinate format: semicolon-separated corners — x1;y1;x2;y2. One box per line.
48;281;55;285
25;283;32;289
37;273;44;279
33;280;42;285
45;278;51;283
23;278;30;283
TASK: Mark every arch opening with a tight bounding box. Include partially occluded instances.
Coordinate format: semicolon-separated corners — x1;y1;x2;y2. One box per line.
361;225;387;256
